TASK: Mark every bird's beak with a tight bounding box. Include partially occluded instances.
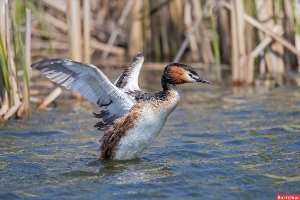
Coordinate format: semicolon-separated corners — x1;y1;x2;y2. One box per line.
195;76;212;84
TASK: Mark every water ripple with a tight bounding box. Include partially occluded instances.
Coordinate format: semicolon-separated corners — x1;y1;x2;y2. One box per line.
0;83;299;199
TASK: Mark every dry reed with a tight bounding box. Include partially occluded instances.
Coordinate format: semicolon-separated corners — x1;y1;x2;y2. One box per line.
25;0;300;86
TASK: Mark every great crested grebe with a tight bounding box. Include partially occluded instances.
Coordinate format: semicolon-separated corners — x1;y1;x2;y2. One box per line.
32;53;211;160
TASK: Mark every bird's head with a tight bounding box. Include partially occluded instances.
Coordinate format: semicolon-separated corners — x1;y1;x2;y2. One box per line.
162;63;211;89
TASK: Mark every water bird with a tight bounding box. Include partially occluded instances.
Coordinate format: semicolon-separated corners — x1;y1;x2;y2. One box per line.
32;53;211;160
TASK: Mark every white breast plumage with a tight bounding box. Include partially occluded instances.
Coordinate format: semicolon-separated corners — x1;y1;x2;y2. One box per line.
114;90;180;160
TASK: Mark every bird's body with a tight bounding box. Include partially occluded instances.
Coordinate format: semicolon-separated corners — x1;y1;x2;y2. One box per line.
32;53;211;160
103;89;180;160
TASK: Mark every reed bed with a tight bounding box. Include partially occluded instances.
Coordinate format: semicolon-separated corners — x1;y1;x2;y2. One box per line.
1;0;300;121
0;0;31;121
28;0;300;84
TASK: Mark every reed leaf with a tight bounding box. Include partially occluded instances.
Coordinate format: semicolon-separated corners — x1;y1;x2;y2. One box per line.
17;24;30;89
290;0;300;35
0;34;11;93
141;1;149;56
18;0;53;54
211;12;221;81
10;10;29;90
211;14;220;66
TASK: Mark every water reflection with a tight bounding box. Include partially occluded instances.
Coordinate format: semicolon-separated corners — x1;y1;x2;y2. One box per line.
59;157;175;189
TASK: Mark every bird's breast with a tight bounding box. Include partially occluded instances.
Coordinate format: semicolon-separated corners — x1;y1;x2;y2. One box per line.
113;91;180;160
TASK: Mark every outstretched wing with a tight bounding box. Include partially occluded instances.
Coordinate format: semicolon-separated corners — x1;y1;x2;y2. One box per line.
114;52;144;92
32;59;134;116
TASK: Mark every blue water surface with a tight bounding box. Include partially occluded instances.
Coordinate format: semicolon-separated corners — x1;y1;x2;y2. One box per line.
0;69;300;200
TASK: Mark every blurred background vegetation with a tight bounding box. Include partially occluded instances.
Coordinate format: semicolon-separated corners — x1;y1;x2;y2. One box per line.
1;0;300;121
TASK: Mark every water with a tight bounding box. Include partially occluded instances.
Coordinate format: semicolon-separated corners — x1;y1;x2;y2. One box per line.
1;69;300;199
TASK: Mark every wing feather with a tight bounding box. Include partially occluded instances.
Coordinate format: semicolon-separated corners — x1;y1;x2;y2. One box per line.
32;59;134;116
114;52;144;92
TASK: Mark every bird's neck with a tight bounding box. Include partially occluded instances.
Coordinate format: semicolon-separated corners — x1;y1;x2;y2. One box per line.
161;74;173;91
161;76;180;100
162;83;177;91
